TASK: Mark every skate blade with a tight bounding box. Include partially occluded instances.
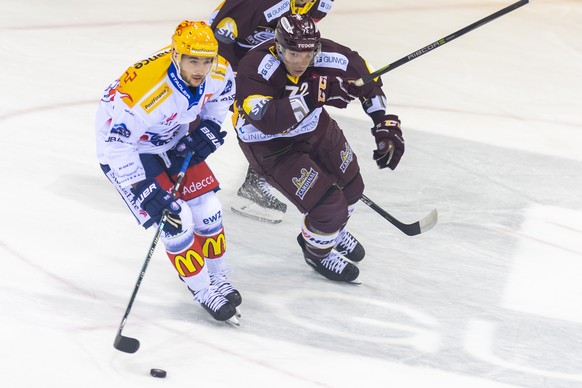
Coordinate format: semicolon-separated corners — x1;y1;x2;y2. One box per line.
230;197;283;224
226;315;240;326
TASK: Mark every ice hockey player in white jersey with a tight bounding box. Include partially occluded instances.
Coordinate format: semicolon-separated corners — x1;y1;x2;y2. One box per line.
95;20;241;324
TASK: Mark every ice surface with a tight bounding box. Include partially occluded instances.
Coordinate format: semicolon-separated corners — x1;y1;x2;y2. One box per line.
1;1;581;387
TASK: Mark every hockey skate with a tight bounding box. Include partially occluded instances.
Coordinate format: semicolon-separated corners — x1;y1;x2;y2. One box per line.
189;285;239;325
210;270;242;318
333;230;365;263
231;167;287;224
297;234;360;284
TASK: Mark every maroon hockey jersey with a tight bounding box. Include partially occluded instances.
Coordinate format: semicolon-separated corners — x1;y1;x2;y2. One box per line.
232;38;388;144
209;0;334;70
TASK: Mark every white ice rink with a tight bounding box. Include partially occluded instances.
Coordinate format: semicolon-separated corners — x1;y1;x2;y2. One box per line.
1;0;581;387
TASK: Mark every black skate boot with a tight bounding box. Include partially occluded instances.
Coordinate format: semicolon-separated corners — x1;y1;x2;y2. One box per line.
236;167;287;213
333;229;365;263
210;270;242;307
189;285;238;324
297;234;360;283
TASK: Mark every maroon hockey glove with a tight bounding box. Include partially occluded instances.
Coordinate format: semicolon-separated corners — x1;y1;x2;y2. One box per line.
131;178;182;234
308;75;361;109
371;114;405;170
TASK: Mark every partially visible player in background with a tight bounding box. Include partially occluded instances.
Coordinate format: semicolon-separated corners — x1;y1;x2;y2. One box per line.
96;21;242;324
209;0;334;223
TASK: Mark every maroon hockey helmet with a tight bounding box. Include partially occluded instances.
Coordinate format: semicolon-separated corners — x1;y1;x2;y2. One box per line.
275;14;321;53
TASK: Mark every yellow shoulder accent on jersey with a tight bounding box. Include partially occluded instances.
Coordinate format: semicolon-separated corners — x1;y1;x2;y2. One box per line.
286;74;300;84
116;47;172;108
215;17;238;40
210;55;229;81
231;101;242;128
292;0;316;15
242;94;273;118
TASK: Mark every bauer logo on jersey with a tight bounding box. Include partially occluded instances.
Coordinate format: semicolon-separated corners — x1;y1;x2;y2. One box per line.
292;167;318;200
141;82;172;113
258;54;280;80
314;52;349;71
340;142;354;173
264;0;290;22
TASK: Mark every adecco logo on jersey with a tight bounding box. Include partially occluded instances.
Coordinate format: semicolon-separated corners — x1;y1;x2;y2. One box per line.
181;175;216;196
264;0;290;22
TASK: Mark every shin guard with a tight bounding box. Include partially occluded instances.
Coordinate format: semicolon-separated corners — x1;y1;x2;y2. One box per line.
197;227;227;274
166;237;209;292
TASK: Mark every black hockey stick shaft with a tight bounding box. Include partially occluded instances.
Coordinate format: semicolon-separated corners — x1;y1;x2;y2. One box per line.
353;0;530;86
360;194;438;236
113;152;193;354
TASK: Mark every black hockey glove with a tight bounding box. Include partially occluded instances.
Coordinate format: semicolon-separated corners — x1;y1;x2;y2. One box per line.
131;178;182;234
175;120;227;163
371;114;405;170
308;75;361;110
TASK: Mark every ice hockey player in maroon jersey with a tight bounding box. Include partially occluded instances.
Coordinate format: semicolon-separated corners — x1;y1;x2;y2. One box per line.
232;14;405;283
209;0;334;223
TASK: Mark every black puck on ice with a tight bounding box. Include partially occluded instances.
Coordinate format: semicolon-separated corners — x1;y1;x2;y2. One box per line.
150;368;167;378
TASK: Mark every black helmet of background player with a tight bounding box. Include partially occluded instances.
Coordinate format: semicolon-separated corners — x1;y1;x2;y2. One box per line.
275;14;321;74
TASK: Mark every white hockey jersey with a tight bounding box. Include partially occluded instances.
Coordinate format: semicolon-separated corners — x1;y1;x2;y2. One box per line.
96;47;235;188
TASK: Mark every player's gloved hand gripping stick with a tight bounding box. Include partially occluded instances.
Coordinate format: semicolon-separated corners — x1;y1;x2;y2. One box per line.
114;151;193;353
351;0;530;236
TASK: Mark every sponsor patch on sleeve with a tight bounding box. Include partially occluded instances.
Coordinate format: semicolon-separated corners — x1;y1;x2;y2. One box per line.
313;52;349;71
258;54;280;80
140;82;172;113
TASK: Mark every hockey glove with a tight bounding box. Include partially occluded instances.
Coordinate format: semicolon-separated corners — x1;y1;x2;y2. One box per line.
308;75;361;110
372;114;405;170
175;120;227;163
131;178;182;234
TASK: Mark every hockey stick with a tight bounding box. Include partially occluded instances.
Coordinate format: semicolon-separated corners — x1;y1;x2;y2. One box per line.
113;152;193;354
353;0;530;86
360;194;438;236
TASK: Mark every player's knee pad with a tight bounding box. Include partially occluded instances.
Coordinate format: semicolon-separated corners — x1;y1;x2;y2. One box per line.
305;187;349;234
186;191;223;235
161;198;196;253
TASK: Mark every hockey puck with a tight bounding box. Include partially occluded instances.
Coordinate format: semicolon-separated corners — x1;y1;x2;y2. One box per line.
150;368;167;378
